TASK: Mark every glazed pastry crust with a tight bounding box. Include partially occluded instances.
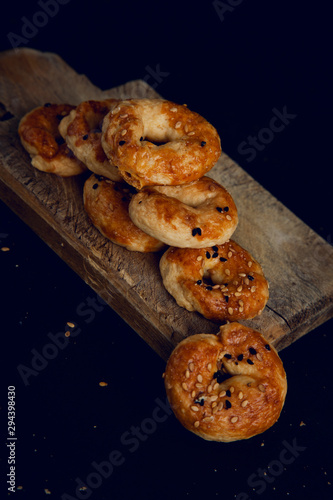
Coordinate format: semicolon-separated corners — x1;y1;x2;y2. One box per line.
59;99;122;181
83;174;165;253
18;104;87;177
164;322;287;442
159;240;269;322
101;98;222;189
129;176;238;248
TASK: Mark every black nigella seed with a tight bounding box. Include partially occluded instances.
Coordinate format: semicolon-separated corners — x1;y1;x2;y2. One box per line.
247;359;254;365
83;134;89;140
56;114;64;121
213;371;229;383
121;197;127;202
201;141;206;147
206;286;213;291
216;207;223;213
237;354;244;361
44;102;51;107
225;296;229;303
92;183;98;190
224;206;229;212
249;347;257;355
94;174;103;181
224;354;232;359
225;400;232;409
212;252;219;258
140;137;143;141
196;280;202;285
195;398;205;406
206;251;211;259
226;390;231;397
55;137;65;146
220;257;227;262
192;227;202;237
119;140;126;146
212;246;218;252
248;275;254;281
265;344;271;351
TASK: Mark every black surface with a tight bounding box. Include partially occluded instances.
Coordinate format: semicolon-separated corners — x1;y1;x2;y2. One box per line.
1;1;333;499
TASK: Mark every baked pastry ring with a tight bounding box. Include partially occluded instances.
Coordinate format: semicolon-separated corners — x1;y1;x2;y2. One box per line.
59;99;122;181
159;240;269;322
83;174;165;253
164;322;287;442
18;103;87;177
129;176;238;248
101;98;222;189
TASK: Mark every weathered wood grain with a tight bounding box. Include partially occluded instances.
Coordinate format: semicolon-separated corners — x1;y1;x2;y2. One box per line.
1;48;332;359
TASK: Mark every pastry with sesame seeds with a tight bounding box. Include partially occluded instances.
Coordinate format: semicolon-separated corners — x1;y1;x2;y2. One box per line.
164;322;287;442
129;176;238;248
18;103;87;177
159;240;269;322
101;98;221;189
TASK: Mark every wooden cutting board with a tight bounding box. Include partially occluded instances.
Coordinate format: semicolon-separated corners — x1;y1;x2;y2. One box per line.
1;48;332;360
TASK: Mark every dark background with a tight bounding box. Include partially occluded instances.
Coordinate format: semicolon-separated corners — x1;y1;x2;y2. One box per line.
1;1;332;499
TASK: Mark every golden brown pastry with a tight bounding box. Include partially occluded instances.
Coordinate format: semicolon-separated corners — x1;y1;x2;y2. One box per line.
59;99;122;181
159;240;269;322
129;176;238;248
101;98;222;189
83;174;165;253
18;103;87;177
164;322;287;442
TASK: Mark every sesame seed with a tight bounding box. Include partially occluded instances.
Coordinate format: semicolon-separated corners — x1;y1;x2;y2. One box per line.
225;269;231;275
247;359;254;365
191;390;196;398
256;353;263;361
231;416;238;423
212;406;218;414
175;121;181;128
234;292;241;297
120;113;128;118
121;129;127;136
186;370;190;378
189;363;195;371
210;395;218;402
237;285;243;292
65;331;70;337
226;215;232;221
99;381;108;387
170;107;177;112
239;273;246;277
228;307;234;315
218;402;224;411
258;384;266;393
251;286;256;293
245;278;250;285
197;255;203;261
191;405;199;412
248;261;253;267
195;383;204;389
182;382;188;390
67;322;75;328
203;416;214;423
188;131;195;136
197;374;203;383
184;124;189;133
230;386;235;393
219;390;226;397
238;391;244;399
207;385;213;393
208;363;212;371
211;401;217;408
239;307;244;312
239;300;244;307
241;400;249;407
194;420;200;428
228;251;232;258
212;284;220;289
213;383;219;390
